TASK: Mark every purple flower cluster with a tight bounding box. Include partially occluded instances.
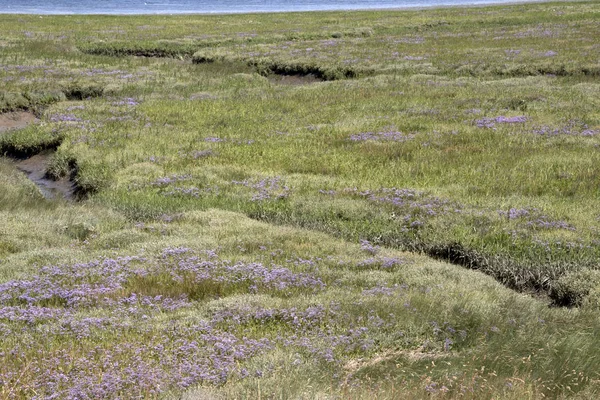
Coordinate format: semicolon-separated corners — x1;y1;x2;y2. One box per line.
430;320;467;352
0;255;144;307
211;304;328;330
159;247;325;294
112;98;140;106
50;114;82;123
359;240;380;255
499;208;575;231
498;208;533;220
527;217;575;231
0;247;335;397
162;186;203;197
0;305;68;323
210;303;379;364
349;130;415;142
533;120;599;137
347;187;457;218
281;326;374;362
232;177;290;201
476;116;528;128
151;174;192;186
0;248;325;311
321;187;460;232
1;324;272;398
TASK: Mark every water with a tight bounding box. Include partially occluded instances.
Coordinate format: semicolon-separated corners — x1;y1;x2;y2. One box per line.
0;0;537;14
14;151;76;200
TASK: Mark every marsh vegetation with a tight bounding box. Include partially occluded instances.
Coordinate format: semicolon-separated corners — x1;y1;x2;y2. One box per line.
1;2;600;398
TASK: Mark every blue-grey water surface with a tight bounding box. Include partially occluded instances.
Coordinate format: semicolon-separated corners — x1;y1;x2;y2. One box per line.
0;0;540;14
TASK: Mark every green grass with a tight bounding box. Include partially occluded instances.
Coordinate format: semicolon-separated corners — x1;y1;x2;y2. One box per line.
1;1;600;398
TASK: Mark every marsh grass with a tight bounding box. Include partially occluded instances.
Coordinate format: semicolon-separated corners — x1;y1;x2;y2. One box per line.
1;1;600;398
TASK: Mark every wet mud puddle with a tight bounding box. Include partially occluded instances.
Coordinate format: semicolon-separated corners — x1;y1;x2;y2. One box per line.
14;151;76;200
1;111;75;200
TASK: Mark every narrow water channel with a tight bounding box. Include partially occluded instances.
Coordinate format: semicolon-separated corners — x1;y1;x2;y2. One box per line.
13;151;76;200
1;111;75;201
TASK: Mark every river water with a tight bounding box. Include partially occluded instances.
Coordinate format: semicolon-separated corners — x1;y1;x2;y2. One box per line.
0;0;541;14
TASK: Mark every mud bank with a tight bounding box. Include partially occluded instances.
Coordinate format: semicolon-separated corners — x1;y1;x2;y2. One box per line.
13;151;76;200
1;111;77;201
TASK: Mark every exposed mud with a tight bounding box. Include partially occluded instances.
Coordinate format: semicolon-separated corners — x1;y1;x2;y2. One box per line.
1;111;77;201
0;111;38;132
14;151;76;200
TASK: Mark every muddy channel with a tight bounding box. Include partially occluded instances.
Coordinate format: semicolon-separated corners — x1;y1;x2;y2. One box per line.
1;111;76;201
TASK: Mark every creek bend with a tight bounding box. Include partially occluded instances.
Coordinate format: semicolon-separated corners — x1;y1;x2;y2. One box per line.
1;111;76;201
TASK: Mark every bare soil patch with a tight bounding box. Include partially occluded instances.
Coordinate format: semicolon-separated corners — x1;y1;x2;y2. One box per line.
0;111;38;132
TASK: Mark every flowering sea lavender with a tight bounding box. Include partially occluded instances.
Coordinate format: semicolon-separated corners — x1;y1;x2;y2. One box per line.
151;174;192;186
0;245;340;397
344;187;456;218
159;248;325;294
50;114;82;123
533;120;599;136
527;217;575;231
498;208;533;220
359;240;379;255
112;98;140;106
162;187;202;198
498;208;575;230
0;255;145;307
4;325;274;398
232;176;290;201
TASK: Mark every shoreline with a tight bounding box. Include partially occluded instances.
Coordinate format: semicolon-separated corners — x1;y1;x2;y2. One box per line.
0;0;554;16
